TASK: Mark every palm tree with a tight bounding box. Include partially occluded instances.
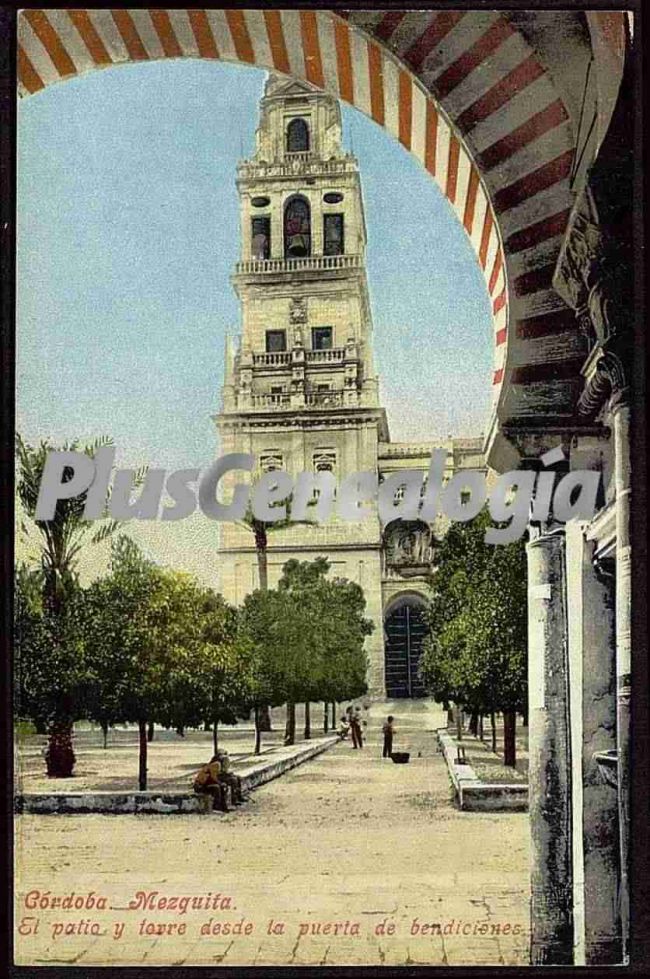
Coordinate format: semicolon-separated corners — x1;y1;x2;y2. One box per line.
238;508;286;738
15;434;121;775
239;495;313;745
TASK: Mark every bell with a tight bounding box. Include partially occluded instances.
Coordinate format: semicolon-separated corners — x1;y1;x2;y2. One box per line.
287;234;309;257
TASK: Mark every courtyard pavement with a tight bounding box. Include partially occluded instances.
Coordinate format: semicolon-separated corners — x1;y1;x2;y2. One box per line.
14;699;530;967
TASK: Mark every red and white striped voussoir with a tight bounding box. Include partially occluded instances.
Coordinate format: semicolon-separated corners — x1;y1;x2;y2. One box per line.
18;8;581;404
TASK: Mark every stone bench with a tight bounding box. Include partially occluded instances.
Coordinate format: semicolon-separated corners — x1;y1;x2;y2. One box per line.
15;735;339;815
436;728;528;812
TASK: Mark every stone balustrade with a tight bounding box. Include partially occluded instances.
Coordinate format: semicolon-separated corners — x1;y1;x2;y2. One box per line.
237;155;356;180
235;254;362;276
252;351;291;367
305;348;346;364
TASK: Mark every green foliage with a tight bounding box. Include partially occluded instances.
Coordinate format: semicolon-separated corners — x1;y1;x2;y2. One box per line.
15;434;119;609
15;434;124;773
14;562;91;728
83;537;253;732
240;557;371;709
420;510;527;715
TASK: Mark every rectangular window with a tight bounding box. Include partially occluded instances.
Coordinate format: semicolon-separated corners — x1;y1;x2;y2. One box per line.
266;330;287;352
323;213;344;256
251;217;270;259
312;326;333;350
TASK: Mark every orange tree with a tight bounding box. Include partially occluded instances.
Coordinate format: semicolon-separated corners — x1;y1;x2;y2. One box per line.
15;435;118;776
84;537;255;788
420;510;527;766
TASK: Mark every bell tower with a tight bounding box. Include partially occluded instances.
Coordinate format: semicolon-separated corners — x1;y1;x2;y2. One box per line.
223;73;383;413
216;74;388;693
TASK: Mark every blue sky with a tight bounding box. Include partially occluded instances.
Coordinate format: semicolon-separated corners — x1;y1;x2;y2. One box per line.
17;58;492;474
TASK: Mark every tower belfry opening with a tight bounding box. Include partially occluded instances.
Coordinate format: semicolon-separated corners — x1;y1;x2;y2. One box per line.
216;74;486;696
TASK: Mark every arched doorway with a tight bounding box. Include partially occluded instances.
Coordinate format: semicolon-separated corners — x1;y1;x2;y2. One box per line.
383;594;428;699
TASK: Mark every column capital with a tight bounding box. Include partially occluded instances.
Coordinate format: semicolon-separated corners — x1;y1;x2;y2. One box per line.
578;349;629;419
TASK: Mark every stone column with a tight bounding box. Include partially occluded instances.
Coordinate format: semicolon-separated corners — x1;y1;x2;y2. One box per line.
526;528;573;964
612;397;631;961
565;520;620;964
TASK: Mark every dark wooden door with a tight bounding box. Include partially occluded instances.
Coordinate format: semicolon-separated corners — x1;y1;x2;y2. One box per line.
384;603;427;698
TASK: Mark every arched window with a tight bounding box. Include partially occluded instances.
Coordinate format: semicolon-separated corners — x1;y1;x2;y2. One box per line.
286;118;310;153
323;213;344;256
251;216;270;259
284;196;311;257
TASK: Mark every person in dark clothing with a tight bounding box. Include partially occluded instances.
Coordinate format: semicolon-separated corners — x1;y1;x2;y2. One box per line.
350;709;363;749
382;715;395;758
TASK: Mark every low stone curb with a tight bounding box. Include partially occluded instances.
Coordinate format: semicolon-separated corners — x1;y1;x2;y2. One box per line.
436;729;528;812
15;735;340;815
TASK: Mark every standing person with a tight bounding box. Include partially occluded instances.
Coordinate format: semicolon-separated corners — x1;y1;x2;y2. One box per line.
382;715;395;759
350;707;363;749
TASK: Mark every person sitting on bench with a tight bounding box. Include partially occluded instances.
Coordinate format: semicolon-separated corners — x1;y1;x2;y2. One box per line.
193;755;230;812
214;749;246;805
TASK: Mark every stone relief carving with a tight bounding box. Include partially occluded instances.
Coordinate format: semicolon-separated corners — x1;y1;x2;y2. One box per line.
383;521;435;571
289;298;307;347
555;188;630;351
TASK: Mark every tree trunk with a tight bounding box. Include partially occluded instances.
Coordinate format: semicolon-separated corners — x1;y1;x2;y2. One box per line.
213;720;218;755
304;701;311;740
147;720;154;742
469;711;479;736
331;702;336;728
478;714;484;741
138;719;148;790
175;725;185;738
490;711;497;753
258;704;272;732
254;705;262;755
45;718;75;778
503;709;517;768
323;702;329;734
455;706;463;741
254;522;268;592
253;520;272;737
447;707;455;729
284;702;296;745
101;720;109;749
521;704;529;728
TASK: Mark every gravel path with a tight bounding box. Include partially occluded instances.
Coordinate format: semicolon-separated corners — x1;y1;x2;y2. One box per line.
14;700;530;967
